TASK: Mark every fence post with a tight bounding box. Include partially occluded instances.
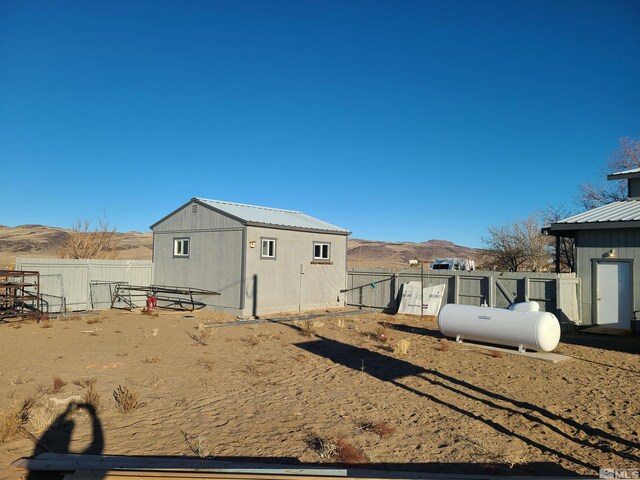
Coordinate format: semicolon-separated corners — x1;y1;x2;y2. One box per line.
453;272;460;304
488;274;495;307
392;271;398;311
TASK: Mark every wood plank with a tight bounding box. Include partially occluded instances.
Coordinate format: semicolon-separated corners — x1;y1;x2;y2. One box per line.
47;469;599;480
14;454;597;480
12;454;345;477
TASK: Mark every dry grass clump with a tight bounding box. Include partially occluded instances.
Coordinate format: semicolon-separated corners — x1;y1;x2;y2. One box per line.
305;433;368;464
73;377;97;389
187;324;214;346
372;326;389;343
143;356;161;364
40;322;53;329
82;383;101;411
113;384;144;413
393;338;411;355
334;436;369;463
299;319;317;337
358;421;396;437
0;397;34;442
489;350;505;359
438;338;450;352
29;403;60;433
305;433;338;459
182;431;210;458
86;317;102;324
50;376;67;393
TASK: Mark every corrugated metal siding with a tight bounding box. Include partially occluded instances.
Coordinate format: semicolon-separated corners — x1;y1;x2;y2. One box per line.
197;198;349;233
153;202;243;232
575;228;640;325
15;258;153;311
555;200;640;224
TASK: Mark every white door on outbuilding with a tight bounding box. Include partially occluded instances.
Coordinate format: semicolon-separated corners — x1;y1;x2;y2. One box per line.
596;261;632;329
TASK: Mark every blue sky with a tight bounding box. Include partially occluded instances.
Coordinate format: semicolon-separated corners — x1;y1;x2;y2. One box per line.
1;0;639;247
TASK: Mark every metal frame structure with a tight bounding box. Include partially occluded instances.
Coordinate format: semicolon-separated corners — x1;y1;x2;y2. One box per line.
111;284;220;311
0;270;48;321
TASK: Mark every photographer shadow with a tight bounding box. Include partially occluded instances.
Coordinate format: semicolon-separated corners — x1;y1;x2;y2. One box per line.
28;402;104;479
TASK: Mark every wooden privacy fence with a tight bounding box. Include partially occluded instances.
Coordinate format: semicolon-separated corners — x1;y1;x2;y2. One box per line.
15;258;153;311
345;269;582;325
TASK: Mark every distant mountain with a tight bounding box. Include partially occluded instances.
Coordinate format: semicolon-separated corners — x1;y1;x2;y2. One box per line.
347;238;487;270
0;225;485;270
0;225;153;267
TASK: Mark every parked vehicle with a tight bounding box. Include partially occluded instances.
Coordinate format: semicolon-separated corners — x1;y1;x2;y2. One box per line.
430;257;475;271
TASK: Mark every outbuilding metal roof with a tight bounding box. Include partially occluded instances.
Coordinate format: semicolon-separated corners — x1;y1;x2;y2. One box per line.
195;198;350;234
552;199;640;227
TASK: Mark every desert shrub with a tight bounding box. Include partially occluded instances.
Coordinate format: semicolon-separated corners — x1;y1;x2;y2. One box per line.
73;377;97;388
359;421;395;437
490;350;505;359
299;320;317;337
334;437;369;463
29;404;60;433
393;339;411;355
0;397;34;442
86;317;102;324
438;338;450;351
51;376;67;393
113;384;143;413
305;433;338;459
82;383;101;411
143;356;161;364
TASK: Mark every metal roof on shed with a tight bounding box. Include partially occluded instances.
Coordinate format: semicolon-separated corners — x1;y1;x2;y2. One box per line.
195;198;350;234
552;199;640;227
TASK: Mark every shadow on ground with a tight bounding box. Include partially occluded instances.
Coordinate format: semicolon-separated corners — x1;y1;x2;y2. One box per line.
293;328;639;476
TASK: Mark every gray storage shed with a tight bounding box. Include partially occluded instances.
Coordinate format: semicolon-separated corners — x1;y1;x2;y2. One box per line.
546;168;640;329
150;198;350;317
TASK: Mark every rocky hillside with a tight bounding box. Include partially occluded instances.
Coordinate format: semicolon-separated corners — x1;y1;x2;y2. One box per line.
0;225;484;270
0;225;153;267
347;238;486;270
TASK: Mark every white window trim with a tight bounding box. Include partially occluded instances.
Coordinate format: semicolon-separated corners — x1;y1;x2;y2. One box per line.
261;238;277;260
313;242;331;261
173;238;190;258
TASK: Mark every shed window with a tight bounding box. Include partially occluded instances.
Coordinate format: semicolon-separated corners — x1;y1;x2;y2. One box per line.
174;238;190;257
261;238;276;259
313;242;330;261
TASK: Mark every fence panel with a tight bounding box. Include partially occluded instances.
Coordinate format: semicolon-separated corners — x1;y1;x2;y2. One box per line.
346;269;580;323
16;258;153;311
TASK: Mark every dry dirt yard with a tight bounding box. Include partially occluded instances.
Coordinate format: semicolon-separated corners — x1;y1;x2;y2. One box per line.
0;309;638;479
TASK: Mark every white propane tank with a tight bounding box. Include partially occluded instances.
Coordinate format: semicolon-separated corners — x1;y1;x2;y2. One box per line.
437;304;561;352
507;301;540;312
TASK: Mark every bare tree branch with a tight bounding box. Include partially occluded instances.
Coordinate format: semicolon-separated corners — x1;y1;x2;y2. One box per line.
482;214;552;272
577;137;640;210
57;216;121;259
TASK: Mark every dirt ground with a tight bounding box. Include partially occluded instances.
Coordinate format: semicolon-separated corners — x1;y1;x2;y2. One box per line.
0;309;638;478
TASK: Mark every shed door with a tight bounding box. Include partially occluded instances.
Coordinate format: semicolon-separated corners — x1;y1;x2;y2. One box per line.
596;261;632;328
